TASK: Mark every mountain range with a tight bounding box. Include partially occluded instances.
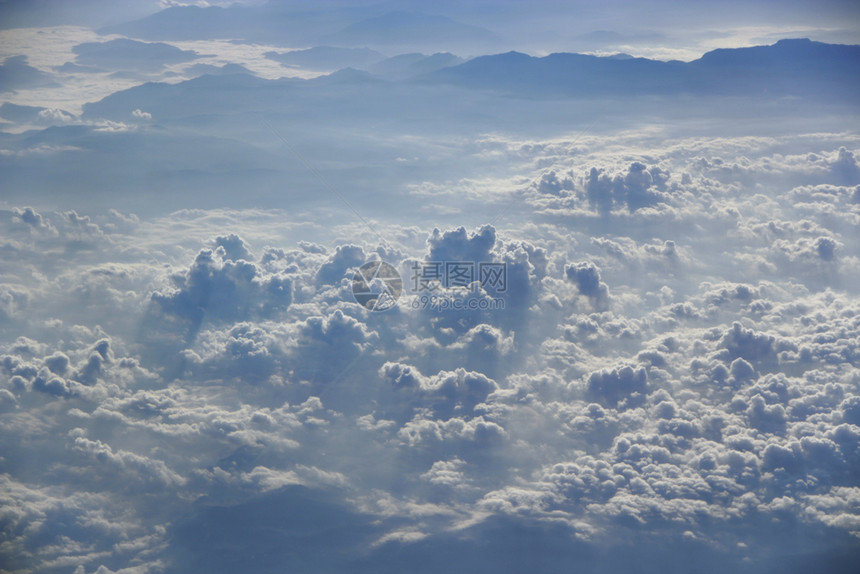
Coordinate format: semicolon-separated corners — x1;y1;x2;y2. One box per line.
101;6;503;52
80;38;860;123
424;39;860;98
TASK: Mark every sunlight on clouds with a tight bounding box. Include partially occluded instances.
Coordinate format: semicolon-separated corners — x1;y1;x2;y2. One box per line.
166;40;326;80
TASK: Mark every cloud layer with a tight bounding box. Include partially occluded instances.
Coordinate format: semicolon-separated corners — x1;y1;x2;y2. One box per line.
1;125;859;571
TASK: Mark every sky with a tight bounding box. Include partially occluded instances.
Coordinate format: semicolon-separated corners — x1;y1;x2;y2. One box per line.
1;1;860;573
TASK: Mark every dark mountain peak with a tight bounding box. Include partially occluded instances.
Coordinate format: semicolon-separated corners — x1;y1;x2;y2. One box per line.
497;50;533;59
457;51;534;67
695;37;860;64
0;102;48;122
423;39;860;99
265;46;384;72
185;63;254;77
311;67;383;85
369;52;463;79
774;37;814;46
182;72;267;90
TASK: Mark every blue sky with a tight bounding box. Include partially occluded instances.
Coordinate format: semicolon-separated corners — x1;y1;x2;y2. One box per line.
1;2;860;573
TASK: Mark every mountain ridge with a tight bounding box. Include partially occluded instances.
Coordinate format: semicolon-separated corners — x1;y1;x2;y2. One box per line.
420;38;860;98
81;38;860;121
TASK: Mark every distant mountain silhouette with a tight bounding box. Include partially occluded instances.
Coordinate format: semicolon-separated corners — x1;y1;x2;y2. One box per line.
184;63;254;77
306;67;385;86
265;46;385;72
370;52;463;79
329;11;501;50
99;4;340;44
72;38;199;72
81;39;860;123
0;102;49;122
0;55;57;92
101;5;256;41
688;38;858;96
423;39;860;99
100;5;500;52
424;50;690;94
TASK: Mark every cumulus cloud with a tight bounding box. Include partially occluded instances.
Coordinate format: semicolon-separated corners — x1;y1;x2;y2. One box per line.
131;108;152;120
381;362;499;417
427;225;496;263
586;364;648;408
832;147;860;185
565;261;610;310
2;153;859;574
146;242;292;342
583;161;670;214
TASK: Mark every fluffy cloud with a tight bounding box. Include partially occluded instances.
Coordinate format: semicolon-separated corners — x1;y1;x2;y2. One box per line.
2;166;859;574
565;261;610;310
586;364;648;408
146;242;293;343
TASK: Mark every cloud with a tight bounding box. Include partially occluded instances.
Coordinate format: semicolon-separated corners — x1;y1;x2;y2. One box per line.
146;242;293;341
131;108;152;120
426;225;496;263
585;364;648;408
381;362;499;417
565;261;610;310
717;321;781;368
3;136;860;571
315;244;365;285
71;432;187;488
831;146;860;185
